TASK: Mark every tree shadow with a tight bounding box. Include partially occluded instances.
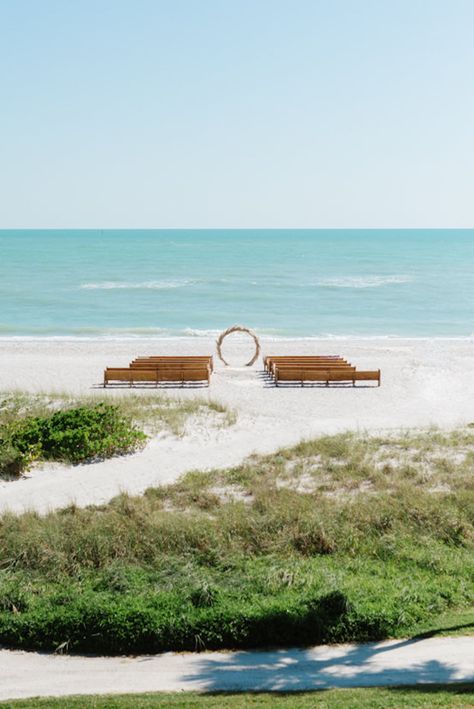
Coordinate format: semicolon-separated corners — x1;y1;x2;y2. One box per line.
178;636;474;692
389;682;474;697
411;622;474;640
201;683;474;700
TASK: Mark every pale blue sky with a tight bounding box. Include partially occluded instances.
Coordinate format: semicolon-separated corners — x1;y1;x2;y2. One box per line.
1;0;473;227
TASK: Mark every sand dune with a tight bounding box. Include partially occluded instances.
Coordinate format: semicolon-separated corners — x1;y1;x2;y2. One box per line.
1;337;473;514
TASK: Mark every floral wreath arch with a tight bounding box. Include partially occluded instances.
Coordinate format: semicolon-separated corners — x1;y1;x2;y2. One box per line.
215;325;261;367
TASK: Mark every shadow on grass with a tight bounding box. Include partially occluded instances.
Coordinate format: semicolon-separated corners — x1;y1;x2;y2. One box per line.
412;622;474;640
388;681;474;695
199;683;474;698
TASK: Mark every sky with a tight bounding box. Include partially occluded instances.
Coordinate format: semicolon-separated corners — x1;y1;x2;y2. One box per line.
0;0;473;228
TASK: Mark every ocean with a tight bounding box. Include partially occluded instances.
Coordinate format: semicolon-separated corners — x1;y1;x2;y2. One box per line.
0;229;473;339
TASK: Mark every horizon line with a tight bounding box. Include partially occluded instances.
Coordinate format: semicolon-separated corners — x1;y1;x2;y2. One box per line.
1;226;474;232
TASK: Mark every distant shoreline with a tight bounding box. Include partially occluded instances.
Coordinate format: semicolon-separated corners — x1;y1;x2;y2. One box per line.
1;334;474;342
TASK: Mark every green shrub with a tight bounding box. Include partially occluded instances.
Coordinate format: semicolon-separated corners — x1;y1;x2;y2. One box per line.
0;403;146;479
0;442;30;480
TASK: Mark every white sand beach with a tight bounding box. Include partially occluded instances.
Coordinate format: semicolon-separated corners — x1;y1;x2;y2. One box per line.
0;336;473;514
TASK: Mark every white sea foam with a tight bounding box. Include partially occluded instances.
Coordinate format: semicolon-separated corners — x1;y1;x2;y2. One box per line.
182;328;221;337
314;275;412;289
79;280;196;290
2;334;474;344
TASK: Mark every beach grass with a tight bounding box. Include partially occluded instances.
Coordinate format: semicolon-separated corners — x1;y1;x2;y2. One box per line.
0;427;472;654
0;391;237;479
0;391;236;438
2;686;474;708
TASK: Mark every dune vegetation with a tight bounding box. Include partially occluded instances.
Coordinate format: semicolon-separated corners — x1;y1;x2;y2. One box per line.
0;427;472;654
0;392;235;479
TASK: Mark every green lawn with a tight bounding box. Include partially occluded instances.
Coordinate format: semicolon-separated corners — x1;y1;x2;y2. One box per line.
2;686;474;708
0;427;472;654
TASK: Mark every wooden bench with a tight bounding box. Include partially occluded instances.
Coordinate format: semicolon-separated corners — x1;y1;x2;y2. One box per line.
274;367;381;387
265;358;348;377
264;355;346;373
132;356;214;372
274;366;356;385
103;366;211;387
131;360;211;369
129;359;212;372
268;361;351;377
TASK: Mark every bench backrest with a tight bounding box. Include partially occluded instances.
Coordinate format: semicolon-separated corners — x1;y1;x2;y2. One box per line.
132;356;213;371
266;356;346;361
265;356;346;370
131;360;211;370
268;360;349;365
133;356;213;362
265;355;344;363
104;367;210;383
133;357;212;362
105;368;155;382
153;368;209;381
275;363;354;370
270;361;351;373
353;370;381;381
275;366;355;378
275;367;380;383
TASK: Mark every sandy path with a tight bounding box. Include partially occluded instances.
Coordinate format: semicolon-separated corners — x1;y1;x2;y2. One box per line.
1;337;473;514
1;636;473;699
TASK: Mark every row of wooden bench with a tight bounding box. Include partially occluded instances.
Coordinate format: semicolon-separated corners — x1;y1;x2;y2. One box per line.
103;354;381;387
264;356;381;387
104;356;213;387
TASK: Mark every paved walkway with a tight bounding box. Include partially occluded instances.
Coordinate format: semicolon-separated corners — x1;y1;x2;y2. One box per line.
1;636;473;700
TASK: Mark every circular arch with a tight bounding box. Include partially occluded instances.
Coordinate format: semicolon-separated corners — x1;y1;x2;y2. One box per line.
216;325;261;367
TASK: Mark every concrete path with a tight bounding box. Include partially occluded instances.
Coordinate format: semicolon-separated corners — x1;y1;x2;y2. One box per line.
1;636;473;700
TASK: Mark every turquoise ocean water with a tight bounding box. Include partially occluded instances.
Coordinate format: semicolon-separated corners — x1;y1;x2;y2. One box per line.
0;230;473;338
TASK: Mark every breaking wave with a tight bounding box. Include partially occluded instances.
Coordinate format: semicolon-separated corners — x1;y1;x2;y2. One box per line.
314;275;412;289
80;280;197;290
